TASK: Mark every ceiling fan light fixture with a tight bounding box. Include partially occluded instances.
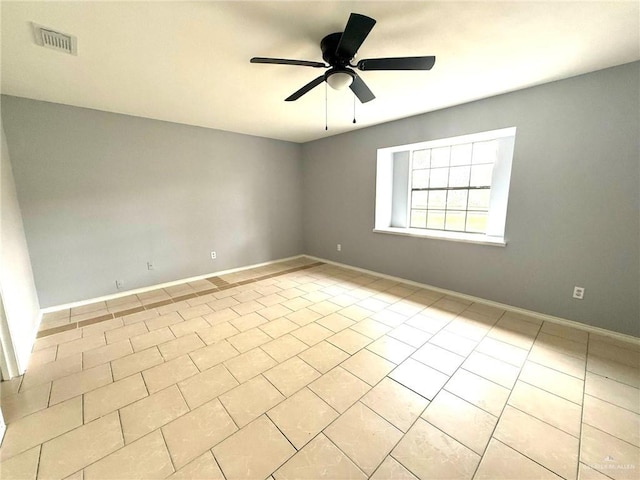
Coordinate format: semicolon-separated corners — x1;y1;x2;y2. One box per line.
326;70;354;90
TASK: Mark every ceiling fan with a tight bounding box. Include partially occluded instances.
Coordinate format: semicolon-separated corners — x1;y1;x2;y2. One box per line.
251;13;436;104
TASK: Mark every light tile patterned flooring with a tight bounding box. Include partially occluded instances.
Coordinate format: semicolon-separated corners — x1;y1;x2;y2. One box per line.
1;257;639;480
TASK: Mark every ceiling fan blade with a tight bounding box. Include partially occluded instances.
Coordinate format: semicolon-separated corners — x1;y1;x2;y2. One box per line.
357;56;436;71
285;75;326;101
350;73;375;103
336;13;376;59
251;57;327;68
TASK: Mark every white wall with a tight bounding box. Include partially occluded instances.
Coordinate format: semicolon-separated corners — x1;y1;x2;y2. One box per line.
0;116;40;374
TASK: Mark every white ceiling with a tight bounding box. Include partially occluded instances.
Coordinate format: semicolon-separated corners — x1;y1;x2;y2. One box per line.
1;1;638;143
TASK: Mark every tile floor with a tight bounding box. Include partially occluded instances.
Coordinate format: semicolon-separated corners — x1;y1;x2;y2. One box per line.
1;257;639;480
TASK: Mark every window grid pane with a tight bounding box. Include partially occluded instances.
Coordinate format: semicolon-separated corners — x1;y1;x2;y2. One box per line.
409;140;495;233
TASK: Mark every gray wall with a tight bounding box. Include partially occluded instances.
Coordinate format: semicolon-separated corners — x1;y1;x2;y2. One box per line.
2;63;638;338
1;116;40;373
302;62;640;337
2;96;303;307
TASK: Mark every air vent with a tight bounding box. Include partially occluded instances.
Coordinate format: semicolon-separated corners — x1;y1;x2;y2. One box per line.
32;23;77;55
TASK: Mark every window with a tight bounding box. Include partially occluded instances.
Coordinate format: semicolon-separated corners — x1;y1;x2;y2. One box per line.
374;128;516;246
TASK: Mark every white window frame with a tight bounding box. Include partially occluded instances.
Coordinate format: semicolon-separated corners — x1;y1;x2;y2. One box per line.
374;127;516;246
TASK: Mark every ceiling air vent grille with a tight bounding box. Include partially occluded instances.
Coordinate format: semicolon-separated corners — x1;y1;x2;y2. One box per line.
32;23;77;55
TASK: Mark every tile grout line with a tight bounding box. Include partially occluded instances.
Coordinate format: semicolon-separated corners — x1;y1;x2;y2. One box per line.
576;333;590;479
408;307;514;476
387;379;435;475
157;425;179;476
333;398;407;477
317;431;369;479
216;394;241;432
525;354;586;380
579;387;640;415
578;422;640;450
490;438;564;478
208;449;227;480
45;379;54;410
398;307;505;478
262;410;299;455
33;444;43;480
138;367;151;398
71;410;128;478
504;401;581;438
472;318;577;479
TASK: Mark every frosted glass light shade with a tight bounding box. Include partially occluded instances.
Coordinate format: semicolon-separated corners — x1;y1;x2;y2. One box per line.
326;71;353;90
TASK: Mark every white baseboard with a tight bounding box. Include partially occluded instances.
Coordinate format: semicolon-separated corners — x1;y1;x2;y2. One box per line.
22;309;43;375
306;255;640;346
41;254;307;314
38;252;638;346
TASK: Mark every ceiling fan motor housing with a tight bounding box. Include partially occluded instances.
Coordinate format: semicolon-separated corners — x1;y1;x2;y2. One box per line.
321;32;351;66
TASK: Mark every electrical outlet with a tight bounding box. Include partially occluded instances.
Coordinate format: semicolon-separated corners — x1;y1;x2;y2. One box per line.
147;261;154;271
115;280;124;289
211;251;217;260
573;286;585;300
337;244;342;252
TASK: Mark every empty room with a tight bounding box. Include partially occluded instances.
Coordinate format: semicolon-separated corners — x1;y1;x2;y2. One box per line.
0;1;638;479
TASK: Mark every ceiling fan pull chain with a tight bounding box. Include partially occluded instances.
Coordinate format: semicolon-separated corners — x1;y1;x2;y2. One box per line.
353;94;357;124
325;82;328;131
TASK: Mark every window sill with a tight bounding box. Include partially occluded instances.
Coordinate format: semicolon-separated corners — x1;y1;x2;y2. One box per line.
373;227;506;247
